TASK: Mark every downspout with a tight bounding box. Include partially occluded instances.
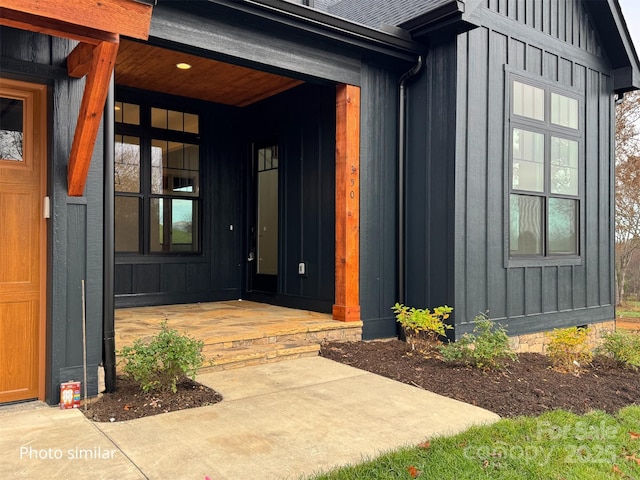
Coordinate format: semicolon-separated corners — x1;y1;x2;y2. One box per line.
103;73;116;393
398;55;424;305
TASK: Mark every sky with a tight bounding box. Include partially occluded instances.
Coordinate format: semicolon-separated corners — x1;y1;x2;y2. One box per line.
619;0;640;53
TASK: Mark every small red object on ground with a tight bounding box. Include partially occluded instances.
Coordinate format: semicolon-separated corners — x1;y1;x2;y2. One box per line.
60;381;81;409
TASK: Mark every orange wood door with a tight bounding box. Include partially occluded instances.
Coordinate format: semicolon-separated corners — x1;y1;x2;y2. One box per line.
0;78;47;403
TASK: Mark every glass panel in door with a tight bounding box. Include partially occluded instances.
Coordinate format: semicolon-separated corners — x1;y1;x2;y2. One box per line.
249;143;279;292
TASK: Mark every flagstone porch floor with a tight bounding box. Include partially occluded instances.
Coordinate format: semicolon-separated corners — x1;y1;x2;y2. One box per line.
115;300;363;371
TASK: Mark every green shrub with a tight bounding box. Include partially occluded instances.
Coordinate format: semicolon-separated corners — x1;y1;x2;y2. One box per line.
596;330;640;370
439;313;517;370
391;303;452;353
546;326;592;372
119;320;205;393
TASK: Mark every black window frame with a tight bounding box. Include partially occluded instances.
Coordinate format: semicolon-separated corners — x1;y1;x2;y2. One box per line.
504;71;584;268
114;99;202;256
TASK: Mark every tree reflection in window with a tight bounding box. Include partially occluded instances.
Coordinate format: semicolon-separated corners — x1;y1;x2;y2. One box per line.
0;97;24;161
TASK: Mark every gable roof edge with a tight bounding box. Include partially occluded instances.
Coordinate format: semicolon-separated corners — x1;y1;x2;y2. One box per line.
585;0;640;93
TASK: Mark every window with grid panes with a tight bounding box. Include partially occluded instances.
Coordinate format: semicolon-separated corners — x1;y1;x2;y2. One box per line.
115;102;200;253
508;77;582;258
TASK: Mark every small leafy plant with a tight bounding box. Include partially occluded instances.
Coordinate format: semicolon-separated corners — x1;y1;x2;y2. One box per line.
391;303;452;353
119;320;205;393
596;330;640;370
546;326;592;373
439;313;516;370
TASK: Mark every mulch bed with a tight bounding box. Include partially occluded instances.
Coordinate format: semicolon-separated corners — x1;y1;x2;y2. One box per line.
320;340;640;418
82;375;222;422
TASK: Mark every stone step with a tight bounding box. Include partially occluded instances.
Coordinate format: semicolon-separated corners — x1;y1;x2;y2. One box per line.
201;323;362;350
115;342;321;374
114;301;362;374
200;342;321;372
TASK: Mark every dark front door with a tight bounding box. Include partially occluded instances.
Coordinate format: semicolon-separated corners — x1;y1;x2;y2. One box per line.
248;142;279;293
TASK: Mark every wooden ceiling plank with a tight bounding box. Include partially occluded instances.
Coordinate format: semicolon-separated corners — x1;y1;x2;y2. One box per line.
115;39;306;107
1;0;152;40
68;39;120;196
237;80;305;107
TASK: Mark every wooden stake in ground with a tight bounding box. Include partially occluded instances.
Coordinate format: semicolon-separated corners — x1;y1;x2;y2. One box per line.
82;280;88;409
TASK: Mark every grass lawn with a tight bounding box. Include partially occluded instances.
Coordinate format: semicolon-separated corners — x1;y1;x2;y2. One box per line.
618;300;640;319
308;407;640;479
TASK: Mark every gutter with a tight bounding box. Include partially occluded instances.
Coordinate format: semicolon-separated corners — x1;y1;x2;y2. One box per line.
209;0;422;61
398;55;425;305
400;0;465;31
400;0;477;42
103;74;116;393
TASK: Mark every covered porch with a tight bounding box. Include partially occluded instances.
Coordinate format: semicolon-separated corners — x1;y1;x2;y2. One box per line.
115;301;362;371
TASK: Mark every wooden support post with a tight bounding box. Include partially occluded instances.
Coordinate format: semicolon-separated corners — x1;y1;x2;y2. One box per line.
67;39;119;196
333;84;361;322
0;0;153;197
0;0;153;41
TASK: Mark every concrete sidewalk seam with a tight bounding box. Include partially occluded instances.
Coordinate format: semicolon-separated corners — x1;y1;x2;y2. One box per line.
88;413;150;480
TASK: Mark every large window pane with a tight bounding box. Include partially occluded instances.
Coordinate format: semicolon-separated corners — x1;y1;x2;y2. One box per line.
150;198;199;252
513;81;544;121
548;198;578;254
151;107;167;130
150;198;163;252
257;170;278;275
551;93;578;129
184;113;199;134
550;137;579;195
168;110;183;131
151;108;199;134
115;102;139;125
512;128;544;192
510;195;543;255
0;97;23;161
150;140;199;196
115;135;140;193
172;199;198;252
115;196;140;252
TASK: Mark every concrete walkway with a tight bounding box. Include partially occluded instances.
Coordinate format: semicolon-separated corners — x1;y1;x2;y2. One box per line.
0;357;500;479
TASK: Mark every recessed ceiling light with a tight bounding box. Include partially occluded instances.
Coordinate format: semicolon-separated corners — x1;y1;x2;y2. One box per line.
176;62;192;70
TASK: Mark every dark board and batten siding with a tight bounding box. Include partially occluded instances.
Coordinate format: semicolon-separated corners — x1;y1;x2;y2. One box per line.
241;84;337;310
483;0;602;57
0;28;105;402
51;36;105;401
405;39;458;315
359;63;402;338
452;0;615;336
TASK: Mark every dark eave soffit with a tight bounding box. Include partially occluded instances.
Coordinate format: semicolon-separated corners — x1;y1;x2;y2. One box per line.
210;0;423;61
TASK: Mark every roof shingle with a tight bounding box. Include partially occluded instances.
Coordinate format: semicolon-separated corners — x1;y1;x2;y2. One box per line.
322;0;455;28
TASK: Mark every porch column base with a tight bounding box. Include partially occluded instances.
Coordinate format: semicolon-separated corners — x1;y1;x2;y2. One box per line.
332;304;361;322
